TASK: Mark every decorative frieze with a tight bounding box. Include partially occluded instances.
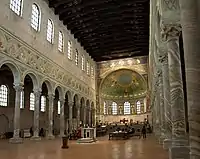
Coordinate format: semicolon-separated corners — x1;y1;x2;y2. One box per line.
0;26;95;100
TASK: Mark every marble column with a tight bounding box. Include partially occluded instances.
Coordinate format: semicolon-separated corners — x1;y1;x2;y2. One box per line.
68;102;73;133
9;84;23;143
83;107;87;126
158;46;172;148
31;89;41;140
59;98;65;137
46;94;54;139
155;78;161;137
161;24;189;158
88;108;91;127
180;0;200;158
77;104;80;128
157;68;165;143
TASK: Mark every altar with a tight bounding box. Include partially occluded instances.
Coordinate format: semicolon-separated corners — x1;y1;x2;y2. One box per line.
77;127;96;143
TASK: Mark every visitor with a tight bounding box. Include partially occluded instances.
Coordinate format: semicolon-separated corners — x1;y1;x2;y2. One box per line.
141;125;146;139
30;127;33;136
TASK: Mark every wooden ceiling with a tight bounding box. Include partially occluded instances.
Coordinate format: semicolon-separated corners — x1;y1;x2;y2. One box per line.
48;0;150;61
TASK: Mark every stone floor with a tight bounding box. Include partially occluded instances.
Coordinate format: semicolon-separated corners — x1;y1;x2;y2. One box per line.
0;135;168;159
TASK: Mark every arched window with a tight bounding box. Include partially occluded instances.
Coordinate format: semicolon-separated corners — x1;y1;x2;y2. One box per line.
81;56;85;71
124;101;131;115
10;0;23;16
136;101;141;114
67;40;72;59
58;31;64;52
47;19;54;43
112;102;117;115
0;85;8;107
31;4;40;31
20;91;24;109
86;61;90;75
30;93;35;111
41;96;46;112
58;100;61;115
103;102;107;115
75;49;78;65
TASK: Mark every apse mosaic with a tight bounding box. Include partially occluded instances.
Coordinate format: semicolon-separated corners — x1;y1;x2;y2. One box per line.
100;69;147;99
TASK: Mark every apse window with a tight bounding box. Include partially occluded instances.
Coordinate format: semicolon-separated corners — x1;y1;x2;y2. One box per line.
58;100;61;115
75;49;79;65
58;31;64;52
124;101;131;115
46;19;54;43
112;102;117;115
10;0;23;16
136;101;141;114
86;61;90;75
20;91;24;109
67;40;72;59
81;56;85;71
104;102;107;115
0;85;8;107
31;4;40;31
30;93;35;111
40;96;46;112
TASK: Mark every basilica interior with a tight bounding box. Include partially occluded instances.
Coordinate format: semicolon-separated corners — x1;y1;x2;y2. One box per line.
0;0;199;159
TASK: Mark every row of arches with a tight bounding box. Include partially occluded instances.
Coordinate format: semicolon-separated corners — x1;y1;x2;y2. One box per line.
0;61;95;141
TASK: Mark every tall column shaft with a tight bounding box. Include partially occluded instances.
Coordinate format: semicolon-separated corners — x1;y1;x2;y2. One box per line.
31;89;41;140
180;0;200;158
162;24;187;143
158;69;165;141
9;84;23;143
77;105;80;128
159;48;172;147
47;94;54;139
83;107;87;126
60;99;65;137
68;102;73;132
88;108;91;127
162;23;189;159
155;83;161;136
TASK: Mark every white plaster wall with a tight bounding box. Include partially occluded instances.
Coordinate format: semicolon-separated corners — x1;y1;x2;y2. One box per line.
104;113;150;123
0;0;96;89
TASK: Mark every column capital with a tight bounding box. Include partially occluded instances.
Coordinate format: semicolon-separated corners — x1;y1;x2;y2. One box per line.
33;88;42;98
59;98;65;103
161;23;181;41
68;101;73;108
13;84;23;92
48;93;55;101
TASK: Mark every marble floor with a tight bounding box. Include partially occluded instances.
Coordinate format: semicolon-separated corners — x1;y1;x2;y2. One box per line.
0;135;168;159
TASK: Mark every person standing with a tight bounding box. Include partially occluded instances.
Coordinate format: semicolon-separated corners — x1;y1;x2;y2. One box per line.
141;125;147;139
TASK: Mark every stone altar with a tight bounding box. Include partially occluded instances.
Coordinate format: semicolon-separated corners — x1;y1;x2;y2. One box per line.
77;128;96;143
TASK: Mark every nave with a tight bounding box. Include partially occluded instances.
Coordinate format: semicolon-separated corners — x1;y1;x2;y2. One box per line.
0;135;168;159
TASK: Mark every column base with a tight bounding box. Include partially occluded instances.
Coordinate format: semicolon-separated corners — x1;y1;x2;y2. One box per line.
169;146;190;159
30;136;41;141
46;135;55;140
163;139;172;150
9;137;23;144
